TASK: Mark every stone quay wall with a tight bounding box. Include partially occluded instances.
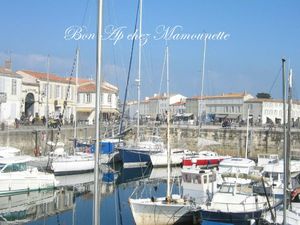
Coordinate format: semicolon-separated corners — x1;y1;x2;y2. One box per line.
2;124;300;159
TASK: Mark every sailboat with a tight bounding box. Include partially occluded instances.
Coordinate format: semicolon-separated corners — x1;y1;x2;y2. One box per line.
46;49;95;175
118;0;165;167
129;42;201;224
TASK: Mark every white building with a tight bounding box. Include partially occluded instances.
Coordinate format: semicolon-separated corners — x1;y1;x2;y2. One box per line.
186;92;254;122
245;98;300;125
147;93;187;119
77;80;119;124
0;62;22;125
17;70;76;121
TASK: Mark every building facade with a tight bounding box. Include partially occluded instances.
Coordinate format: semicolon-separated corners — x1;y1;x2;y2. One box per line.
17;70;76;122
0;63;22;125
245;98;300;125
186;92;254;123
77;80;119;124
147;94;186;119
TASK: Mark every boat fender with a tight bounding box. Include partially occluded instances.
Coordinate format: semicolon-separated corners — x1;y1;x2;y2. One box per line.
34;147;41;157
151;196;156;202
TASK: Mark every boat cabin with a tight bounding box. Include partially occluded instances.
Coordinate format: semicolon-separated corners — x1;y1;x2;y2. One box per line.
257;154;279;167
181;168;218;203
218;158;256;174
0;156;32;173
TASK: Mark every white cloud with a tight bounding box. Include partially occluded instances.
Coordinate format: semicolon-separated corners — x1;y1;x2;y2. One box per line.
0;51;74;76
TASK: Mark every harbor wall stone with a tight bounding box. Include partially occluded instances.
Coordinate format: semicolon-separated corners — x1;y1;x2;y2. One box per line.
1;124;300;159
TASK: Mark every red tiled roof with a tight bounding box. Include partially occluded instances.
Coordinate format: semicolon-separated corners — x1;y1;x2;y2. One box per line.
78;82;118;93
20;70;74;84
78;83;96;93
171;101;185;106
0;67;22;78
68;77;93;84
187;92;249;100
245;98;300;105
205;92;249;99
186;96;205;100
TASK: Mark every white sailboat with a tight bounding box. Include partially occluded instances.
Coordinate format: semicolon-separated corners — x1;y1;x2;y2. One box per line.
118;0;166;167
129;38;200;224
47;48;95;175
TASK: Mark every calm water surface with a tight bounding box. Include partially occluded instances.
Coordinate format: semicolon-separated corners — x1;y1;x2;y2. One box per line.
1;165;180;225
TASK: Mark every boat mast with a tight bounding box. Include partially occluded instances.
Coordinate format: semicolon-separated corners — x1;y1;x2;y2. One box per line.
198;38;207;133
136;0;143;142
282;58;287;225
166;45;171;201
245;108;250;158
94;0;103;224
45;55;50;152
287;68;293;208
74;48;79;150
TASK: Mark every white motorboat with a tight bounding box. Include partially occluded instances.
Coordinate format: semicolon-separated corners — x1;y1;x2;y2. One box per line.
0;156;57;196
181;168;218;204
218;157;258;184
182;151;231;169
218;157;256;174
150;148;191;167
0;146;21;158
254;160;300;196
257;154;279;167
200;181;278;224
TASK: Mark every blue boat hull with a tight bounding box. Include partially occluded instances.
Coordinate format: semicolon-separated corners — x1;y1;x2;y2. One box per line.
200;209;262;225
118;148;152;166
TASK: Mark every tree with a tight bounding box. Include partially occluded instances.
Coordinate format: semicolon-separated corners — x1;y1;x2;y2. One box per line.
256;93;271;99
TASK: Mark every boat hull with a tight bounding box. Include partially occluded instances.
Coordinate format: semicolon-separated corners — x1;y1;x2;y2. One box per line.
150;153;182;167
200;209;263;225
0;172;56;196
118;148;152;167
51;155;94;175
129;197;199;225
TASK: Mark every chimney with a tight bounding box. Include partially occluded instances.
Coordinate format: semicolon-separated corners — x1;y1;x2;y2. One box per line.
4;60;12;71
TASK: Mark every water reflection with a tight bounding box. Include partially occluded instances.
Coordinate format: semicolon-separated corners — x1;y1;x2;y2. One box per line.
0;164;182;225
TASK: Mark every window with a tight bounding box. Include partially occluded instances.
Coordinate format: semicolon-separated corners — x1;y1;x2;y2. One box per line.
11;79;17;95
60;86;64;99
55;85;60;98
108;94;112;103
0;78;4;92
70;87;73;100
50;84;54;98
42;84;47;96
86;93;91;103
77;93;80;103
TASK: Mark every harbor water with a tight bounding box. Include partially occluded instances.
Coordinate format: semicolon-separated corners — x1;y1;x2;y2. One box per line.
1;164;181;225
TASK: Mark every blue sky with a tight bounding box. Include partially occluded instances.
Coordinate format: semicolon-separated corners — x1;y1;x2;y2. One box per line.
0;0;299;100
